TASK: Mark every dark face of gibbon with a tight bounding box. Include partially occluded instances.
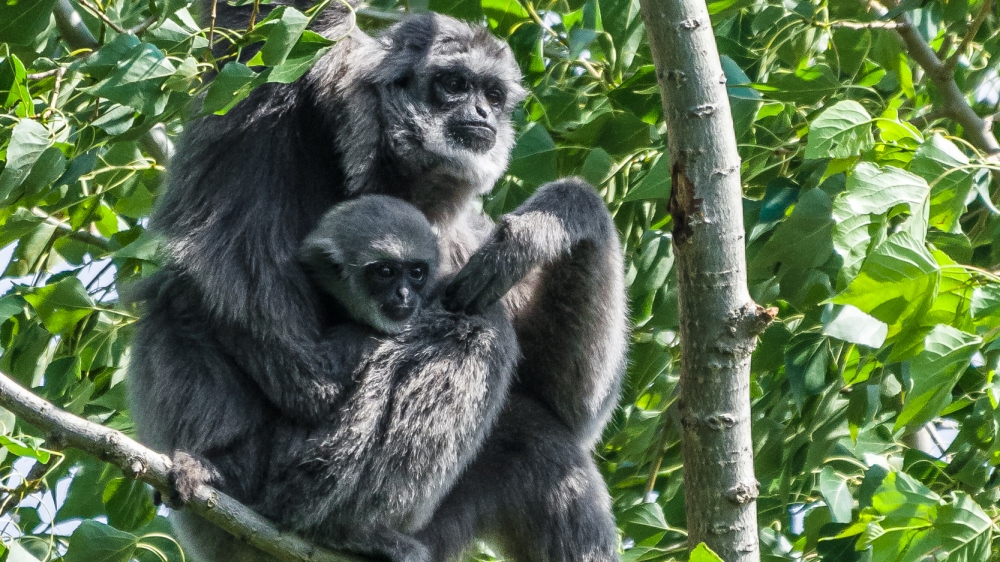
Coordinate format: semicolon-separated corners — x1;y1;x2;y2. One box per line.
430;67;509;154
371;14;527;194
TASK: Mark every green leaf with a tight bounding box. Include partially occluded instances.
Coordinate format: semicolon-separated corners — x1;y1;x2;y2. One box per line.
620;502;669;545
805;100;874;160
896;324;980;431
258;7;310;67
0;119;50;201
690;543;724;562
64;521;138;562
265;31;334;84
831;212;881;286
23;277;95;334
202;63;266;115
754;188;834;276
832;232;939;337
92;105;137;136
508;123;558;186
909;134;974;233
936;493;992;562
0;295;26;324
155;0;190;24
785;332;830;403
86;42;175;116
758;65;840;104
821;305;887;348
0;435;50;463
971;285;1000;319
482;0;529;35
0;0;58;45
819;467;853;523
871;470;939;524
624;154;670;202
838;166;912;217
430;0;485;21
0;53;32;111
104;477;156;532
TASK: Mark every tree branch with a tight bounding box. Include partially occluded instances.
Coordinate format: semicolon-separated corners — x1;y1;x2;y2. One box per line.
638;1;763;559
0;371;367;562
944;0;993;73
866;0;1000;159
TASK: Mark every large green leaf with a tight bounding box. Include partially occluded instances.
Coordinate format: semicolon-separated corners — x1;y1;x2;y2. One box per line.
0;119;50;201
896;324;980;431
64;521;138;562
0;0;58;45
831;231;939;336
805;101;874;160
23;277;95;334
909;134;974;234
832;162;928;221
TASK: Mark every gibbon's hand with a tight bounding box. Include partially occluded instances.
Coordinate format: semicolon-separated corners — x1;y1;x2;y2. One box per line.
444;222;532;314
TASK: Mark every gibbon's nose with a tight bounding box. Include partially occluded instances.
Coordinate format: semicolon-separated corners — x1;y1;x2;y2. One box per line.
396;286;412;304
475;104;488;118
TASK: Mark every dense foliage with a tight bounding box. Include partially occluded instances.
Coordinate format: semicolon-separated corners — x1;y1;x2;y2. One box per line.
0;0;998;560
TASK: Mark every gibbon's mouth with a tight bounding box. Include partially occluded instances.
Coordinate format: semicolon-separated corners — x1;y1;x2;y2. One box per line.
450;122;497;152
383;303;416;322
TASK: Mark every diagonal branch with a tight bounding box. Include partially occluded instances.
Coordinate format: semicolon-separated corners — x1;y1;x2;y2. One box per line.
0;371;367;562
866;0;1000;159
944;0;993;73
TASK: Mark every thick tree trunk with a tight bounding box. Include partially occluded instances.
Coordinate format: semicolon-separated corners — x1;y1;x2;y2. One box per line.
637;1;771;560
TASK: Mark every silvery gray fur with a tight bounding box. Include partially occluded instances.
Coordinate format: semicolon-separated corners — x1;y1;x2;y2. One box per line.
128;8;628;562
299;195;440;334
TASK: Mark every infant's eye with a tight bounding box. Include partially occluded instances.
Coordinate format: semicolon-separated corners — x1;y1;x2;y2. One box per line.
409;264;427;281
377;264;395;279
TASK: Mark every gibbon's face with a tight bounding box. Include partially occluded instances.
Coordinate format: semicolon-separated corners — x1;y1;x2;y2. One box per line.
377;15;526;193
430;66;509;154
361;259;431;324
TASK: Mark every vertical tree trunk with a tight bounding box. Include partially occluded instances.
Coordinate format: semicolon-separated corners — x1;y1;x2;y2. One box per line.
637;2;771;560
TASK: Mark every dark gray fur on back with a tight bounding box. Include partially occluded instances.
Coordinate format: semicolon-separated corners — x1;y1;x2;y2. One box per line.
129;8;628;562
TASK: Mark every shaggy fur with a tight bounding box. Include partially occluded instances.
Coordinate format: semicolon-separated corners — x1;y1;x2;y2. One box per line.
128;9;628;562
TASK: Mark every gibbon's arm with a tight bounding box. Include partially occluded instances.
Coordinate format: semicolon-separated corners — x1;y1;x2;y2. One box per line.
212;318;380;426
445;177;629;443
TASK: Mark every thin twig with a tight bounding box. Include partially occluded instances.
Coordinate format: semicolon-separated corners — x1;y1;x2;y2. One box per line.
129;14;158;35
26;69;61;81
828;20;904;29
43;67;67;119
0;370;368;562
0;456;61;517
944;0;993;73
209;0;218;49
249;0;261;30
31;208;111;251
77;0;127;34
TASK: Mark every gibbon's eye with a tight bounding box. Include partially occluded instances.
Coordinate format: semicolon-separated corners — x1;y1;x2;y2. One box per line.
485;88;505;108
409;263;427;283
367;262;399;280
441;73;469;95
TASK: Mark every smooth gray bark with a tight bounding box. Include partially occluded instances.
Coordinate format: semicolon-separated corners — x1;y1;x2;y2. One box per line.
637;1;772;560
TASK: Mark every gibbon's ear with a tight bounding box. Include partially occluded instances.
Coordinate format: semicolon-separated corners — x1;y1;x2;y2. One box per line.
298;239;345;279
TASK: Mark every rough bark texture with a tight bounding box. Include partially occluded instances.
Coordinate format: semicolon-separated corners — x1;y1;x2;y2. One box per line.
0;371;366;562
637;1;770;560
